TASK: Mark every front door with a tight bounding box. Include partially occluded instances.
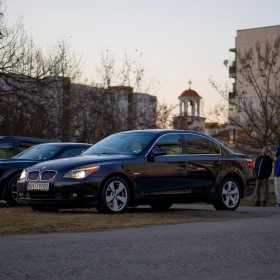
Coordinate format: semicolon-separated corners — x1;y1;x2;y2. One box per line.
140;133;189;194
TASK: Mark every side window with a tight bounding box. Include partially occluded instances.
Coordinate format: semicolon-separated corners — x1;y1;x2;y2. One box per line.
208;139;221;154
183;134;220;154
19;142;37;153
59;147;87;158
0;142;13;159
154;134;182;155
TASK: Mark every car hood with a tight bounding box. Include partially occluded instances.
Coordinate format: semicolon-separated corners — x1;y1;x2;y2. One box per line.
27;154;138;171
0;159;41;167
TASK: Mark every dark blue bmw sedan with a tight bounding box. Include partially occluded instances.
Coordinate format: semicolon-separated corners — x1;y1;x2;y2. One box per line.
17;130;256;213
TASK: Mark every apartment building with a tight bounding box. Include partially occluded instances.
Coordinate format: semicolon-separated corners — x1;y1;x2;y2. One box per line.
0;74;157;142
227;25;280;144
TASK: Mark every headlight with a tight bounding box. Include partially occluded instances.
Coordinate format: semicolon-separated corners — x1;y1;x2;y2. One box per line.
19;169;26;180
63;166;100;179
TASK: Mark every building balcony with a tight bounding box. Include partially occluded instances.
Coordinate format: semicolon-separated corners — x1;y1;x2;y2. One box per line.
232;83;236;92
228;91;236;99
229;68;236;79
229;60;236;78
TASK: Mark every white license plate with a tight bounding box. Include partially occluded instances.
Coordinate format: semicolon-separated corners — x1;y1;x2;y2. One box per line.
27;182;49;191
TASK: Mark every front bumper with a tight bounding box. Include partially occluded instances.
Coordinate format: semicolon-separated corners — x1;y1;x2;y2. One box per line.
17;177;102;208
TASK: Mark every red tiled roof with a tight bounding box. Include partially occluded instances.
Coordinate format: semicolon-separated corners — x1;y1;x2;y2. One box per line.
212;129;229;138
180;89;200;97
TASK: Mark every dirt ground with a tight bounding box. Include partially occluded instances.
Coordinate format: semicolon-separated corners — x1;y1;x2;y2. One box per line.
0;204;271;236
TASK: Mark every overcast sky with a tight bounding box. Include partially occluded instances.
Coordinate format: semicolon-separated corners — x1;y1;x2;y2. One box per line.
4;0;280;122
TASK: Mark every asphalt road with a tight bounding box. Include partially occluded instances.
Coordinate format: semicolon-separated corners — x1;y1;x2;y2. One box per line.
1;205;280;280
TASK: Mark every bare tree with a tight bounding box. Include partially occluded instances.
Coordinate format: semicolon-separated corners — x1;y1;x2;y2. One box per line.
0;0;4;39
210;35;280;150
70;50;178;142
94;50;156;134
172;115;203;132
156;101;176;129
70;83;109;143
0;8;78;138
42;40;84;141
0;8;83;139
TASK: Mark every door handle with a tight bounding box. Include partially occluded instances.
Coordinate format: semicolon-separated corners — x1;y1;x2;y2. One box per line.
213;161;221;166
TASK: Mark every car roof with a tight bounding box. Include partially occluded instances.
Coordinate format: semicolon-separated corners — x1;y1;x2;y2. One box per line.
0;136;53;142
118;129;210;136
117;129;234;154
35;142;92;147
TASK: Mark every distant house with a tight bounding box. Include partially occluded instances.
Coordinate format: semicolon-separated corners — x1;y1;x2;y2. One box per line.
211;129;229;146
204;122;229;145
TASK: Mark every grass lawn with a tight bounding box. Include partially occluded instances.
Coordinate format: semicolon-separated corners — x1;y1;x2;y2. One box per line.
240;193;277;207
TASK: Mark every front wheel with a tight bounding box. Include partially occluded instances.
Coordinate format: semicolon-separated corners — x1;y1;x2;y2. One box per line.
213;178;241;211
96;176;130;214
5;174;22;206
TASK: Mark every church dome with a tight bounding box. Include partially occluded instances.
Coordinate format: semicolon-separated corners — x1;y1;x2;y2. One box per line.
180;89;200;97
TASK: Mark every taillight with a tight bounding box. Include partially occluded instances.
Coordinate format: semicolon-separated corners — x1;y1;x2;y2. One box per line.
246;159;254;169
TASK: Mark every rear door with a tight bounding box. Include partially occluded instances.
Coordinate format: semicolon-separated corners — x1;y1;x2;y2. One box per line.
182;133;223;193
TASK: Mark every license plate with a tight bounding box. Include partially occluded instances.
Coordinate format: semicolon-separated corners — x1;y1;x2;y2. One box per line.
27;182;49;191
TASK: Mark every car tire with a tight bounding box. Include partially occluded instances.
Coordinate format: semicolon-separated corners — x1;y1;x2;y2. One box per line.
149;202;173;211
97;176;130;214
5;174;22;207
213;177;241;211
31;205;59;212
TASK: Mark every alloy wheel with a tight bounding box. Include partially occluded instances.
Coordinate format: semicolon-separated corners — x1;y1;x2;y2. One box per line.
105;180;128;212
10;176;21;205
221;180;240;208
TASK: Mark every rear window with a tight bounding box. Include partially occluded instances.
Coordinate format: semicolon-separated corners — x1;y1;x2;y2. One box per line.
183;134;220;154
0;142;13;159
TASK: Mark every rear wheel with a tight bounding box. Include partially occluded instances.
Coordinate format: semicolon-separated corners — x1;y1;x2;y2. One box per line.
149;202;173;211
5;174;22;206
96;176;130;214
213;178;241;211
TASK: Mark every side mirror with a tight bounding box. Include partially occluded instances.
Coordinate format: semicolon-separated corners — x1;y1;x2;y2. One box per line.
151;147;166;157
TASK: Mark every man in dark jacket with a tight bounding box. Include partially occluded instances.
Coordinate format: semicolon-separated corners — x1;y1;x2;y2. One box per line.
254;146;273;207
273;146;280;207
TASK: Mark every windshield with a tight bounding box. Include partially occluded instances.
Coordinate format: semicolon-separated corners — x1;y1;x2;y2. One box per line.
13;145;60;160
82;132;155;155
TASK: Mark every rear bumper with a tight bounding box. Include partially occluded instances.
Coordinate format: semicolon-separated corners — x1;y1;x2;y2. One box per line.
244;178;256;197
